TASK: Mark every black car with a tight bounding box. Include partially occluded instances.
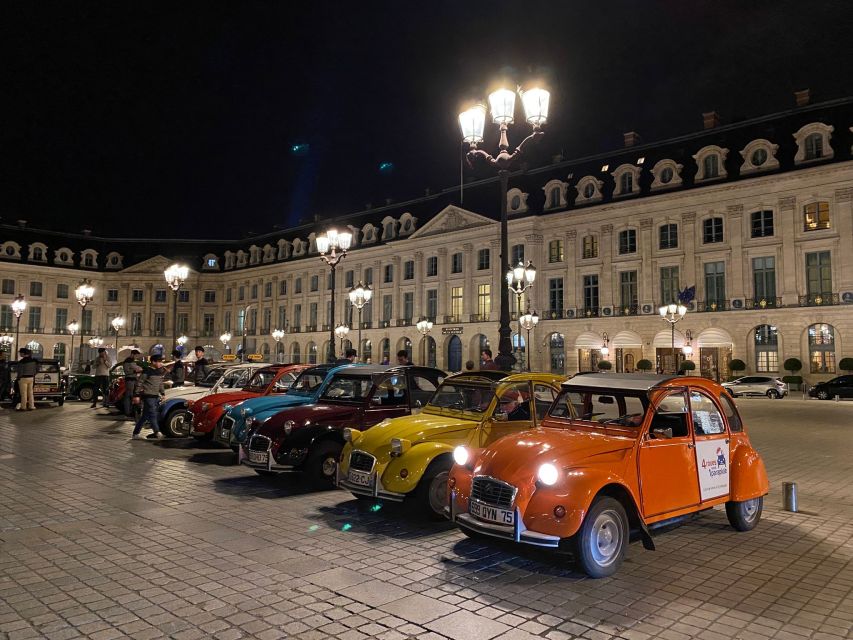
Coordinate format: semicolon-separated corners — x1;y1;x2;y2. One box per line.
808;375;853;400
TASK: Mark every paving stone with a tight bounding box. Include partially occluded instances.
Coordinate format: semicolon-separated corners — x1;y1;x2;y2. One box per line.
379;593;459;624
426;609;512;640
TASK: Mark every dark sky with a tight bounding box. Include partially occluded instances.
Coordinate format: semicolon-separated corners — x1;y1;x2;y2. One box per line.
4;1;853;239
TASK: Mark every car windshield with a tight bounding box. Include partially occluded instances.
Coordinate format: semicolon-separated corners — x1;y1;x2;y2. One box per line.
319;374;373;402
549;389;648;427
427;382;495;415
220;368;249;388
245;369;280;392
200;367;226;387
289;370;327;396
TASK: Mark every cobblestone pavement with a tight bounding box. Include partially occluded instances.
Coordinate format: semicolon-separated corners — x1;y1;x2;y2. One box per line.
0;398;851;640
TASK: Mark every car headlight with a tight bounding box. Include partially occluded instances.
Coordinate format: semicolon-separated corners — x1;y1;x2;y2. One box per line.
343;428;362;443
453;446;469;466
284;420;295;435
537;463;559;486
390;438;411;456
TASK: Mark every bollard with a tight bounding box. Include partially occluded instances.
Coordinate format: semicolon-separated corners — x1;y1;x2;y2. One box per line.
835;394;840;402
783;482;798;512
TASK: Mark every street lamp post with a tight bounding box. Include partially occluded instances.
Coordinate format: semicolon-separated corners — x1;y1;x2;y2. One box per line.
111;315;125;350
75;279;94;358
164;264;189;351
416;318;434;366
220;331;232;355
507;261;536;370
348;281;372;362
11;294;27;356
271;328;285;363
519;309;539;371
67;320;79;371
316;229;353;363
334;323;350;355
459;86;550;371
600;332;610;359
659;302;688;373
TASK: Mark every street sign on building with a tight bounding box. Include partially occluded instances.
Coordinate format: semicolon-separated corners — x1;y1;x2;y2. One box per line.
442;327;464;335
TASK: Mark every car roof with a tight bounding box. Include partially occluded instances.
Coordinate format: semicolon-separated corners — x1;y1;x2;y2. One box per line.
445;371;507;382
330;364;443;376
561;372;678;391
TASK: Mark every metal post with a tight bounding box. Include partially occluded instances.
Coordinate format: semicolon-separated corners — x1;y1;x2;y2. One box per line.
327;265;337;363
495;170;515;372
526;327;532;372
357;306;363;362
172;289;178;353
783;482;798;512
69;331;75;371
14;314;20;358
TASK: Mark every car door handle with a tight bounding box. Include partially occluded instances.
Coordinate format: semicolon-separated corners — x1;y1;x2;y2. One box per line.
725;438;730;444
687;443;694;449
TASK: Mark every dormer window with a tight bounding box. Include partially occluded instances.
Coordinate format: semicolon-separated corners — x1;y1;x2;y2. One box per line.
583;183;595;198
575;176;603;204
84;254;94;267
620;173;632;193
506;188;528;213
33;248;42;261
542;179;568;210
739;139;780;175
793;122;834;164
611;164;641;197
693;145;729;182
28;244;48;262
704;155;719;178
650;159;684;190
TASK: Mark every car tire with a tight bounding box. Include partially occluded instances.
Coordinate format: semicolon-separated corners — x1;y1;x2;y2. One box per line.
766;389;779;399
77;386;94;402
573;496;628;578
415;456;453;520
726;496;763;531
57;397;65;406
162;409;187;438
305;441;342;487
817;390;829;400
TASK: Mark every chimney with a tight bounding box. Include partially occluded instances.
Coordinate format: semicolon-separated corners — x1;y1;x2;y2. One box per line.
16;219;27;228
794;89;810;107
702;111;720;130
623;131;641;147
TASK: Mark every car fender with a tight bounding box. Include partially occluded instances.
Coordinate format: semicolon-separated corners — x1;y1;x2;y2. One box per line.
383;442;454;494
729;442;769;501
285;424;345;450
160;398;188;417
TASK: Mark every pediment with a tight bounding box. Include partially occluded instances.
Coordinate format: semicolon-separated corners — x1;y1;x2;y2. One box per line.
121;255;182;274
409;205;495;239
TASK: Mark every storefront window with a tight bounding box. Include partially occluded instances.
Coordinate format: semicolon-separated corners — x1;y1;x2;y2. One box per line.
808;324;835;373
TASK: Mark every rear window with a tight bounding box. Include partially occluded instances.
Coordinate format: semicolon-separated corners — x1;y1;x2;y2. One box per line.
719;393;743;432
320;374;373;401
549;389;647;427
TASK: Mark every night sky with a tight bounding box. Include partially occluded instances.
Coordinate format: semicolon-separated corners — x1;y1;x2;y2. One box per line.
4;1;853;239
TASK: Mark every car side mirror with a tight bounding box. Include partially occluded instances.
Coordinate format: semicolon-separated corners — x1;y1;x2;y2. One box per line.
415;399;422;408
652;427;673;439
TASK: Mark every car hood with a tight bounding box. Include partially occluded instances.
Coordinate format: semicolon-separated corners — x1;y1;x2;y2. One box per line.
355;412;478;454
256;403;359;436
202;391;257;408
474;428;636;484
234;393;316;417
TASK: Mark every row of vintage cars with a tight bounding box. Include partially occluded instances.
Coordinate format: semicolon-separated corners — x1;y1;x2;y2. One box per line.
104;356;772;578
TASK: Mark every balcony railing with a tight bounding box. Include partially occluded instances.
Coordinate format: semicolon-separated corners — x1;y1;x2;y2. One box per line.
26;327;45;334
745;297;782;310
360;321;372;329
289;326;301;333
443;315;462;324
613;305;639;316
799;293;839;307
469;313;489;322
581;307;600;318
543;309;564;320
305;325;317;332
697;300;730;312
380;320;391;328
396;319;412;327
322;324;331;331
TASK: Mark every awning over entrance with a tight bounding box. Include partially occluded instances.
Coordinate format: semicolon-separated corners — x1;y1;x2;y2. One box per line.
653;329;686;348
574;331;603;348
611;330;643;347
696;327;733;346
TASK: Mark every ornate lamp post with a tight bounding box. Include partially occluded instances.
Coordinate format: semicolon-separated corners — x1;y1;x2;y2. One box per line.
11;294;27;356
75;279;95;352
111;315;125;348
88;337;103;349
659;302;687;373
348;281;372;362
459;85;550;371
0;334;13;362
164;263;189;350
220;331;232;354
416;317;434;366
600;332;610;359
507;261;536;369
67;320;79;370
271;328;285;363
519;309;539;372
334;323;350;354
316;228;353;362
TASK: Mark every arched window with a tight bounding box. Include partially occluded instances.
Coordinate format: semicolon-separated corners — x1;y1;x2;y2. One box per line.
805;133;823;160
307;342;318;364
619;172;633;194
808;324;835;373
549;188;560;209
583;183;595;198
380;338;391;364
703;154;719;179
361;339;372;363
753;325;778;372
32;247;43;261
425;336;437;368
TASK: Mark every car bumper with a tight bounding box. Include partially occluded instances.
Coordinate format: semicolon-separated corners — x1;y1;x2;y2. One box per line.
448;489;561;548
335;466;406;502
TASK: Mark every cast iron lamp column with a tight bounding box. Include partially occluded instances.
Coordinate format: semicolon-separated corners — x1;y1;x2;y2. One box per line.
11;295;26;356
271;328;285;363
111;316;125;350
74;280;95;359
334;323;350;355
67;321;79;371
459;86;550;371
416;318;434;366
659;302;687;373
316;229;353;363
519;309;539;372
506;261;536;370
348;281;372;362
164;264;189;351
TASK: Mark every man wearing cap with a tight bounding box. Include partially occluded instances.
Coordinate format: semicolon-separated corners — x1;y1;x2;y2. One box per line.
192;346;209;384
132;354;166;440
121;349;143;418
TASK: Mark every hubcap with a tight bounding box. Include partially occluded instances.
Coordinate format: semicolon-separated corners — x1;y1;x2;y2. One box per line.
321;456;337;478
589;509;622;567
428;471;449;515
171;413;186;435
818;391;828;399
742;498;760;522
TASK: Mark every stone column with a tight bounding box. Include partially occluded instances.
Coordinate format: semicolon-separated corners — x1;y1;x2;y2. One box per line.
778;196;797;304
834;187;853;291
598;226;613;308
639;218;654;306
726;205;745;299
437;248;448;319
525;233;545;312
565;230;578;311
413;251;424;319
681;212;697;294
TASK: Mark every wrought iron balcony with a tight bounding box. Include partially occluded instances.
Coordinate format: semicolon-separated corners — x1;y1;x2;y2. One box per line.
799;293;839;307
543;309;564;320
380;320;391;328
697;300;730;312
360;321;372;329
443;315;462;324
289;326;301;333
305;325;317;332
396;319;412;327
581;307;600;318
745;297;782;310
469;313;489;322
613;305;639;316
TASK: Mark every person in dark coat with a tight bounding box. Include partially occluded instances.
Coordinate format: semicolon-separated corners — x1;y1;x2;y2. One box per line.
480;349;499;371
335;348;357;365
167;349;185;387
192;346;209;383
132;354;166;440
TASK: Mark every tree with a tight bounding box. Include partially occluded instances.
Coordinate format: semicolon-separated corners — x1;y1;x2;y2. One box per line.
597;360;612;371
783;358;803;376
637;359;653;372
730;359;746;374
839;357;853;373
679;360;696;372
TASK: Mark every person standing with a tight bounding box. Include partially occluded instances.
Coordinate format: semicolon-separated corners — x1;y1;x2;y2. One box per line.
121;349;143;418
396;350;411;366
167;349;185;387
480;349;499;371
192;346;209;384
0;352;10;403
132;354;166;440
16;348;38;411
335;348;358;365
89;348;112;408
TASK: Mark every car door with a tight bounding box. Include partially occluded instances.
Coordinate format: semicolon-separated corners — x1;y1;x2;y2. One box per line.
838;376;853;398
479;382;535;447
688;389;731;502
363;373;410;426
639;390;701;517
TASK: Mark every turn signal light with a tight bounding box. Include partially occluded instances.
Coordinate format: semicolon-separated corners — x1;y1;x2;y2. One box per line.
399;469;409;479
448;477;456;489
553;505;566;518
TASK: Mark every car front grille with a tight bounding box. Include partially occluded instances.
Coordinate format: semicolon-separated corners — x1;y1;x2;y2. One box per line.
249;435;271;452
349;450;375;473
471;476;516;510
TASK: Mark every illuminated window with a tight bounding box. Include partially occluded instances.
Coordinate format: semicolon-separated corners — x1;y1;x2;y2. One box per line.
754;325;778;372
548;240;564;263
803;202;830;231
477;284;491;317
582;235;598;259
808;324;836;373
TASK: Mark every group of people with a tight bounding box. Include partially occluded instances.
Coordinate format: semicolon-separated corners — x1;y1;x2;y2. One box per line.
0;348;40;411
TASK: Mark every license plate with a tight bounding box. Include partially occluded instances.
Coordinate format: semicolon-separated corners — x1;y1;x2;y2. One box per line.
34;386;52;393
348;469;373;487
248;450;268;464
470;500;514;525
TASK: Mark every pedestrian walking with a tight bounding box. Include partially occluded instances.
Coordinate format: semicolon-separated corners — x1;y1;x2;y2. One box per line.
167;349;185;387
16;348;38;411
121;349;143;418
89;347;112;408
131;354;166;440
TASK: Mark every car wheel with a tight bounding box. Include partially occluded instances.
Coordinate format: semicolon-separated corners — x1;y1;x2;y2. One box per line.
817;390;829;400
415;456;453;520
766;389;779;399
305;441;342;487
77;386;94;402
574;496;628;578
162;409;186;438
726;496;763;531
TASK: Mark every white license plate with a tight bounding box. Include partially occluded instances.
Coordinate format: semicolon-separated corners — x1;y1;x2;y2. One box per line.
248;450;268;464
470;500;514;525
34;386;52;393
348;469;373;487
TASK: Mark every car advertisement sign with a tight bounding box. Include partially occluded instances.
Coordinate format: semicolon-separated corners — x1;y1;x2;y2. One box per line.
695;439;730;500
